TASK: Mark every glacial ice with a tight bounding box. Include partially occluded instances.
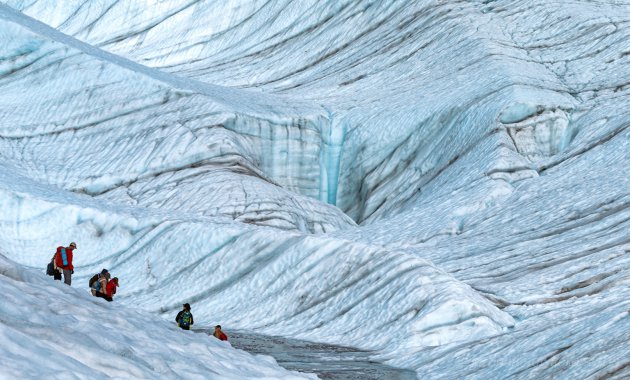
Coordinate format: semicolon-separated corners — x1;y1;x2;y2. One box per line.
0;0;629;379
0;252;313;379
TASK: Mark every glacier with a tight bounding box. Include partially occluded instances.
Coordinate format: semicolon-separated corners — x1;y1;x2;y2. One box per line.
0;0;628;379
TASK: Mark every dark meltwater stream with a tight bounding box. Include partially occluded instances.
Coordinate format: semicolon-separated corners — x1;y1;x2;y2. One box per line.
196;329;417;379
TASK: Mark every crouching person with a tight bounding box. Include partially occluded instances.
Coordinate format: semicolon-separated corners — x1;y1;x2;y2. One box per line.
94;272;117;302
213;325;228;341
90;269;109;296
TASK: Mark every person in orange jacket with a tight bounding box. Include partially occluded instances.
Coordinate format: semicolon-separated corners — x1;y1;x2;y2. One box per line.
213;325;228;341
54;242;76;285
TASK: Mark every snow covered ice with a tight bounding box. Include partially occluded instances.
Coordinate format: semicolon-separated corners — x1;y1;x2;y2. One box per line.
0;1;628;379
0;253;313;379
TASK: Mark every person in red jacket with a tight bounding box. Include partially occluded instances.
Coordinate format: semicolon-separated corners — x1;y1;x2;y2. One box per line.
105;277;119;302
213;325;228;341
54;242;76;285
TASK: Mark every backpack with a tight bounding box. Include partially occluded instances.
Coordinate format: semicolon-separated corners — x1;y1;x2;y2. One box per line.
46;260;55;276
46;253;57;276
89;274;99;289
94;278;104;293
180;311;192;328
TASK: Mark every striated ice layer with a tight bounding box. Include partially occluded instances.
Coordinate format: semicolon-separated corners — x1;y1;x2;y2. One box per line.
1;0;593;220
0;162;514;361
0;6;352;233
1;0;629;378
11;0;627;222
0;4;515;376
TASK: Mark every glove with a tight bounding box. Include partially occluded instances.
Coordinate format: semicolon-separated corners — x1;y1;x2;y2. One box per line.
71;270;74;274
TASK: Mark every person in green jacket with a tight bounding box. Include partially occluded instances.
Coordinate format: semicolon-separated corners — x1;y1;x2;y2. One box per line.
175;303;194;330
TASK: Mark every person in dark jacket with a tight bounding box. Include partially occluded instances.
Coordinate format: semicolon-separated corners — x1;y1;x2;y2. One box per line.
175;303;194;330
213;325;228;341
54;242;76;285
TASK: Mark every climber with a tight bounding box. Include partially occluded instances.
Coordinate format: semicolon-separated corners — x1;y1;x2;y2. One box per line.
54;242;77;285
175;303;194;330
213;325;228;341
94;271;113;301
89;269;110;296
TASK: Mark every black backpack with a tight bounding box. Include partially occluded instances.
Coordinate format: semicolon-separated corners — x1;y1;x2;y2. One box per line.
46;254;56;276
89;274;99;288
46;260;55;276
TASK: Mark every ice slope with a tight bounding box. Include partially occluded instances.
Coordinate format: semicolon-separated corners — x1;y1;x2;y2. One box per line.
3;0;600;221
1;0;629;378
339;92;630;377
0;155;514;374
0;4;354;233
0;4;516;373
0;253;313;379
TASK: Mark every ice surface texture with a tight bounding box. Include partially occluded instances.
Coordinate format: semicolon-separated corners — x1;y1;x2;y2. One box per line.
0;252;312;379
0;1;629;379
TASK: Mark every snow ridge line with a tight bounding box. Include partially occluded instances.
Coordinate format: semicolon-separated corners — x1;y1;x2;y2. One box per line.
0;3;322;117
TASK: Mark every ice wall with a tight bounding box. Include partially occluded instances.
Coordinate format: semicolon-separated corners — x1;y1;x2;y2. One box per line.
0;0;587;221
0;155;515;361
1;0;629;378
0;0;516;359
0;5;353;233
